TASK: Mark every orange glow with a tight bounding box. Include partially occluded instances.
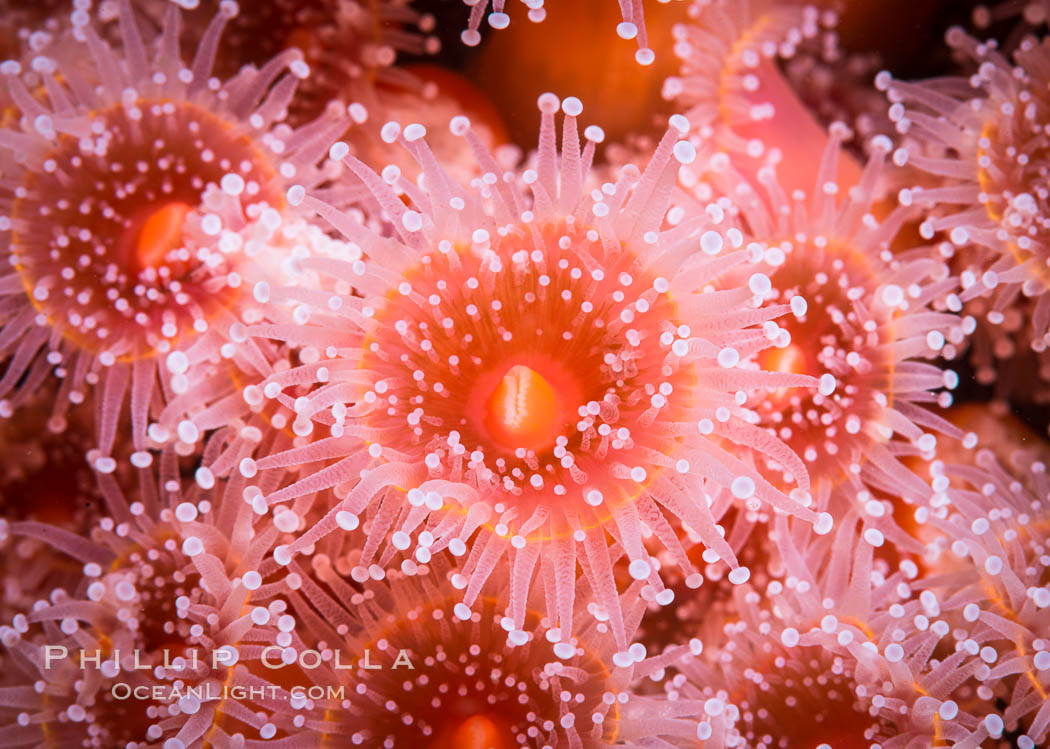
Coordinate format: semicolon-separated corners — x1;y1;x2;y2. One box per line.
761;341;807;377
485;364;563;452
133;201;192;270
438;715;512;749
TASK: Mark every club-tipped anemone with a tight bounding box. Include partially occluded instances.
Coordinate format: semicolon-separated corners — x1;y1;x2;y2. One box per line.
240;93;822;655
705;127;971;510
666;617;886;748
0;0;343;464
663;0;864;197
0;445;299;748
884;29;1050;393
823;445;1050;749
242;554;674;748
1;604;164;749
671;124;970;566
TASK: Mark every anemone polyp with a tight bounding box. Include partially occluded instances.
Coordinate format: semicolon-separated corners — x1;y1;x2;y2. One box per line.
690;126;968;508
0;609;163;749
249;94;821;652
1;446;291;749
656;530;873;747
264;557;648;748
885;30;1050;384
699;635;883;748
0;0;340;460
755;235;959;492
345;214;695;523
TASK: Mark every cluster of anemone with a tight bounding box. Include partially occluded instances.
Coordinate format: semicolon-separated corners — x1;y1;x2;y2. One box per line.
0;1;1049;748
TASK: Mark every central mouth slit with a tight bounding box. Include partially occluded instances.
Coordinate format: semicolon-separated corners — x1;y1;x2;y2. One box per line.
485;363;563;452
476;356;581;455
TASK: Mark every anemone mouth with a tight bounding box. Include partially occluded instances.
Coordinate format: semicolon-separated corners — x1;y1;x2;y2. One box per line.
428;714;514;749
359;220;691;518
11;99;281;360
468;354;582;455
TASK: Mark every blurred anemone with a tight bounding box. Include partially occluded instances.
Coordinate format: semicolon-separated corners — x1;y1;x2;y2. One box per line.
973;0;1050;31
0;386;100;621
885;28;1050;399
659;502;976;749
0;0;341;463
163;0;440;125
